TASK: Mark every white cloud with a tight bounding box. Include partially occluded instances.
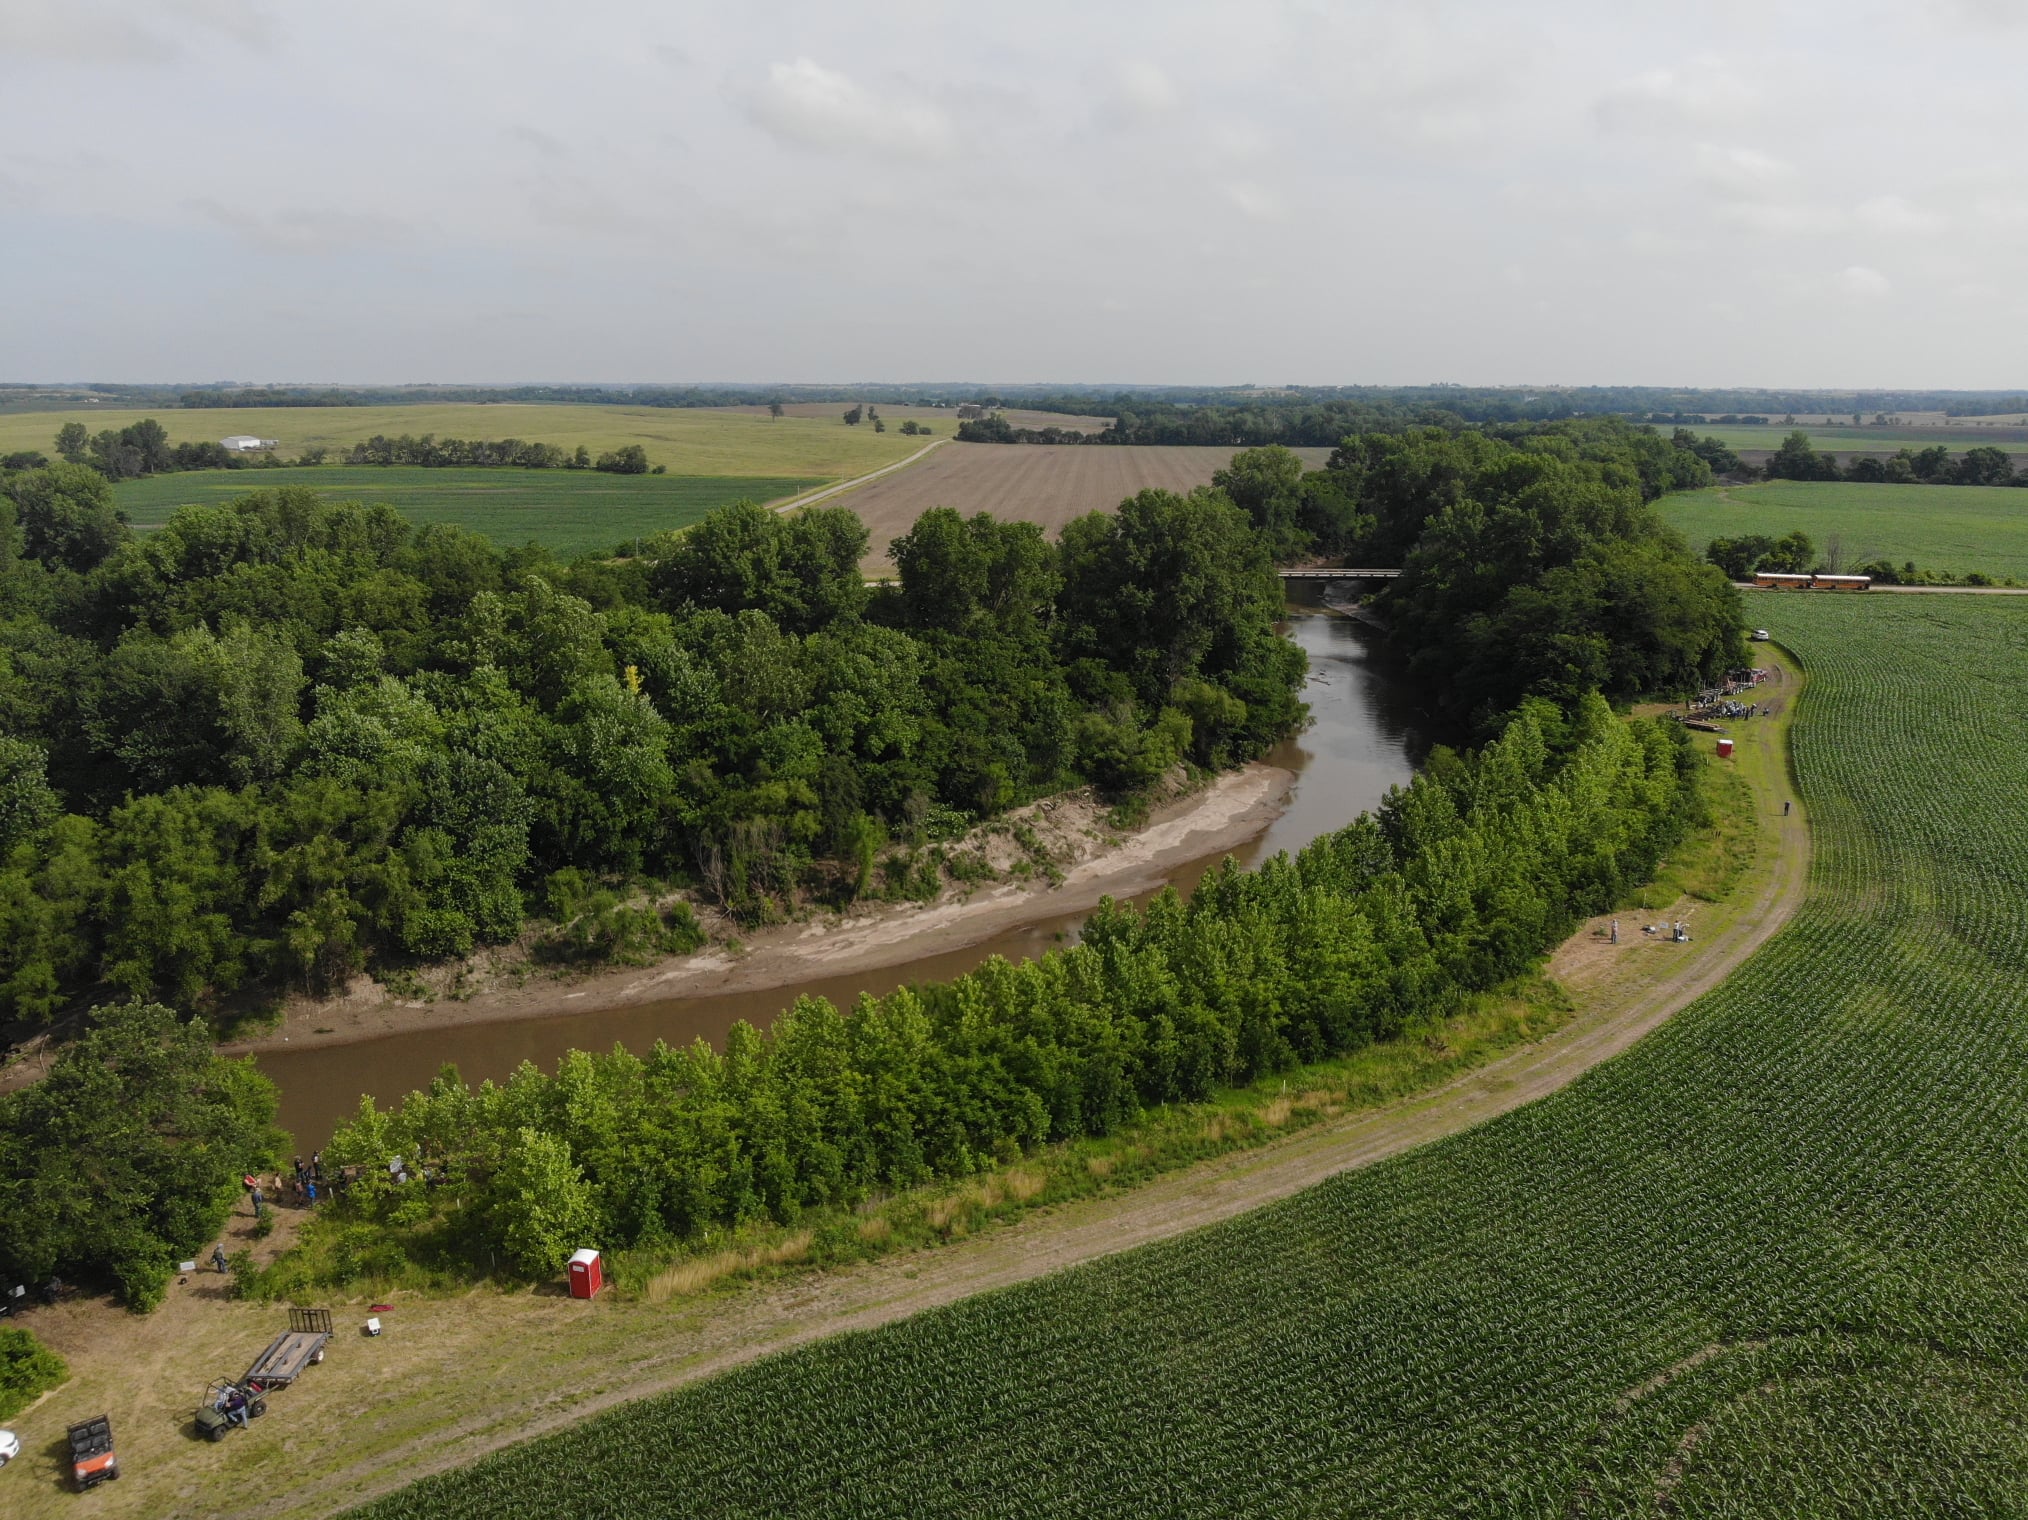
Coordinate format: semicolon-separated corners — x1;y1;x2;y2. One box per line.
1927;0;2028;26
1721;202;1847;236
190;199;414;255
0;0;273;63
1223;182;1285;222
1693;143;1796;199
1857;195;1943;233
1596;57;1753;134
1115;60;1180;120
746;58;955;160
1835;265;1892;298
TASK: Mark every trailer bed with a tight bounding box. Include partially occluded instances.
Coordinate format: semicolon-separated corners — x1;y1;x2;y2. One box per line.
244;1308;331;1388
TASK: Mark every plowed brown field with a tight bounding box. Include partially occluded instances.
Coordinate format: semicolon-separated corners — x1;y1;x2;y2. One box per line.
841;444;1334;567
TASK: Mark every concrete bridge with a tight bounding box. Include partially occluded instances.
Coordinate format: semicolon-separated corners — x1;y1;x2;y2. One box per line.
1277;567;1402;580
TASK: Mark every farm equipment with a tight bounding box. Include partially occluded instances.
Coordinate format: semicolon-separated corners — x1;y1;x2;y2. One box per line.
242;1307;332;1391
66;1415;117;1490
195;1379;267;1441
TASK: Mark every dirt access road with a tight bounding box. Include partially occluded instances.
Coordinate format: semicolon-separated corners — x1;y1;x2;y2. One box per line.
6;679;1808;1520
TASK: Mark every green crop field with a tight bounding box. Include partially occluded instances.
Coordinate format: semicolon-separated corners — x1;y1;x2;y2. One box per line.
112;469;823;557
1658;421;2028;455
1659;480;2028;581
350;594;2028;1517
0;403;925;479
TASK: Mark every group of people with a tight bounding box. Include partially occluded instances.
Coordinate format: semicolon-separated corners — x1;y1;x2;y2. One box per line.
253;1152;329;1209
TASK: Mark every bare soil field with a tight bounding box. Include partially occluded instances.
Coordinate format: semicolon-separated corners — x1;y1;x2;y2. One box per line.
717;402;1113;432
842;444;1334;566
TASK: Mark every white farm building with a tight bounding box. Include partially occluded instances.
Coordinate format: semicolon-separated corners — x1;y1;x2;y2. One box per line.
220;435;278;451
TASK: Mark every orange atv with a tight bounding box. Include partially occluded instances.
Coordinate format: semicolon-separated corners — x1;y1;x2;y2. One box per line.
66;1415;117;1490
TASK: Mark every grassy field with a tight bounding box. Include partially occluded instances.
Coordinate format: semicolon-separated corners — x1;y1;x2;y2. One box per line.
843;444;1333;567
1659;479;2028;580
1662;421;2028;455
0;404;923;479
713;402;1114;433
347;594;2028;1517
111;468;823;556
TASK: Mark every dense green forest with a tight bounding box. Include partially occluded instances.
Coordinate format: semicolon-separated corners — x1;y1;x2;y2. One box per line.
0;1000;283;1310
0;463;1300;1027
1213;421;1743;729
0;414;1740;1305
316;694;1697;1280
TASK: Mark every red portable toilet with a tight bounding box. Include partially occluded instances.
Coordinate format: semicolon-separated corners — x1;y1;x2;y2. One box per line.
1716;737;1735;758
567;1248;603;1299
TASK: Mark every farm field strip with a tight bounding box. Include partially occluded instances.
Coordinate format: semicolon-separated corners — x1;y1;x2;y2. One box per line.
110;469;824;558
0;404;924;479
713;402;1113;433
1663;422;2028;454
343;595;2028;1518
1659;479;2028;581
840;444;1335;567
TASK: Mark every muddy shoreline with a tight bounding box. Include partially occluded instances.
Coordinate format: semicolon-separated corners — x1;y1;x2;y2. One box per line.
217;762;1295;1059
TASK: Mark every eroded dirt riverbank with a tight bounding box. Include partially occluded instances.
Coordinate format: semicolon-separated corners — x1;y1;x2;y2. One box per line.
246;607;1433;1145
224;760;1293;1058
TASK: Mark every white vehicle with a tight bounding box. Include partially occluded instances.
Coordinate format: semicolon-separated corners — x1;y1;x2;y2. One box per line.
0;1427;20;1468
1750;629;1771;641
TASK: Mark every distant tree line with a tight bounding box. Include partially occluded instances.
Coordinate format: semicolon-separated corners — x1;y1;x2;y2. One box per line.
341;435;654;474
319;693;1700;1278
46;418;261;482
10;380;2028;424
1;420;661;484
1754;429;2028;487
958;400;1440;447
1704;528;1999;588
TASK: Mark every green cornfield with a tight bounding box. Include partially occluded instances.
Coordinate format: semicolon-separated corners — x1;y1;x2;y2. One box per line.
354;594;2028;1518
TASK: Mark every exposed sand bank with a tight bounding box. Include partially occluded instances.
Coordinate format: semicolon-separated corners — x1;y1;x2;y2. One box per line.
217;763;1294;1057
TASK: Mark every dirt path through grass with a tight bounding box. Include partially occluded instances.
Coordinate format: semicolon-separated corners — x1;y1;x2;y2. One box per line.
769;437;946;513
7;679;1809;1520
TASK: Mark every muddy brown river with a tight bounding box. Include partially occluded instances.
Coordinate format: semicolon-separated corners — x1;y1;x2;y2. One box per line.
258;605;1433;1146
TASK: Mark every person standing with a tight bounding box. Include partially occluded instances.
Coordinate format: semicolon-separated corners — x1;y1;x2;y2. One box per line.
212;1243;229;1274
251;1185;265;1220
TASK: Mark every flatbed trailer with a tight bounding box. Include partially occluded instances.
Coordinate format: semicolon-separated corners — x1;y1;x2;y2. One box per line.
243;1308;332;1391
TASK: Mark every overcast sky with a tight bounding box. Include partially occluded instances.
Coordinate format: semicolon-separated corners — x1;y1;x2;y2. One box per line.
3;0;2024;388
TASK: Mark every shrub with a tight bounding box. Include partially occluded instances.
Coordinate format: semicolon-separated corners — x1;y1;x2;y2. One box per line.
0;1327;68;1419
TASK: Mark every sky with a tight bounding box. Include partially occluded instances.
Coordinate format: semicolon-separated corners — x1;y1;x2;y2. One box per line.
3;0;2026;388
